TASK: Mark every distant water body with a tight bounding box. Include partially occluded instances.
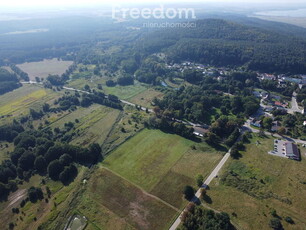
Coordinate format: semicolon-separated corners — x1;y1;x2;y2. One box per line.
255;8;306;17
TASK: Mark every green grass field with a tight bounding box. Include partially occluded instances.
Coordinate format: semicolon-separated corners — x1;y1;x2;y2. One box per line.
0;85;63;125
48;104;120;146
69;105;120;146
17;58;73;80
102;129;193;191
207;134;306;230
102;129;224;209
67;76;148;101
101;107;149;154
74;168;178;230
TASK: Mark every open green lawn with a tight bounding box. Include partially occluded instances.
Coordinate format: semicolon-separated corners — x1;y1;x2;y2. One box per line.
17;58;73;80
207;134;306;230
102;129;224;209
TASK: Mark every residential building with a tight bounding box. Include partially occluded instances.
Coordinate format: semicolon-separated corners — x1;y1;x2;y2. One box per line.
284;142;300;161
250;118;261;128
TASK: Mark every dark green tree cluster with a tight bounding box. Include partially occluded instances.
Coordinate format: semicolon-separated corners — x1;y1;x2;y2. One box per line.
0;123;24;142
179;206;234;230
146;116;194;139
28;187;44;203
154;85;259;126
117;75;134;86
0;126;103;200
46;74;65;86
10;65;29;81
0;68;21;95
53;91;122;111
134;56;166;84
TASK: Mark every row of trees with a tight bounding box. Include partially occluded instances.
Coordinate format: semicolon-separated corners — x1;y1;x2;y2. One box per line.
0;68;21;95
10;65;29;81
145;116;194;139
106;75;134;87
51;91;122;113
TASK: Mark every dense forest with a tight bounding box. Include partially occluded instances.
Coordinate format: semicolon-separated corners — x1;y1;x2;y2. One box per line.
136;19;306;74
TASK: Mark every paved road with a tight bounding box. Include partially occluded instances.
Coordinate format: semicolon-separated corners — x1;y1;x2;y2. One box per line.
21;81;206;128
288;92;303;114
244;119;306;145
170;120;306;230
169;151;231;230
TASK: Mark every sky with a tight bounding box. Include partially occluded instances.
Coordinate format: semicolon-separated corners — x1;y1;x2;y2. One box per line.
1;0;305;8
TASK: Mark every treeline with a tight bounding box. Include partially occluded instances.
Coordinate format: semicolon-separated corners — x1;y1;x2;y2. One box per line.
105;75;134;87
145;115;194;139
0;68;21;95
53;91;122;111
10;65;29;81
0;126;103;200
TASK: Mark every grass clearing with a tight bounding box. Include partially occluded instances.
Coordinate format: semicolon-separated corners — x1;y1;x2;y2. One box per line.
129;88;164;108
102;129;192;191
103;129;224;209
0;142;13;162
103;83;147;100
0;85;62;124
78;167;178;230
17;58;73;80
69;105;120;146
101;107;149;154
67;77;148;101
207;134;306;230
151;149;223;208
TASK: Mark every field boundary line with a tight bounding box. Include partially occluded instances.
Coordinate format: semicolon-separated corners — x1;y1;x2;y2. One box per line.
100;166;181;213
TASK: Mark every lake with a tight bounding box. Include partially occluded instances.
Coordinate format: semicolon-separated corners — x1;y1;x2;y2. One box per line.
255;8;306;17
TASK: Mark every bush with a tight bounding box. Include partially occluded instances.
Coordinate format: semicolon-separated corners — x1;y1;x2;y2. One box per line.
269;218;283;230
106;80;116;87
196;174;204;187
47;160;63;181
183;185;195;201
285;216;294;224
59;164;78;185
28;187;44;203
